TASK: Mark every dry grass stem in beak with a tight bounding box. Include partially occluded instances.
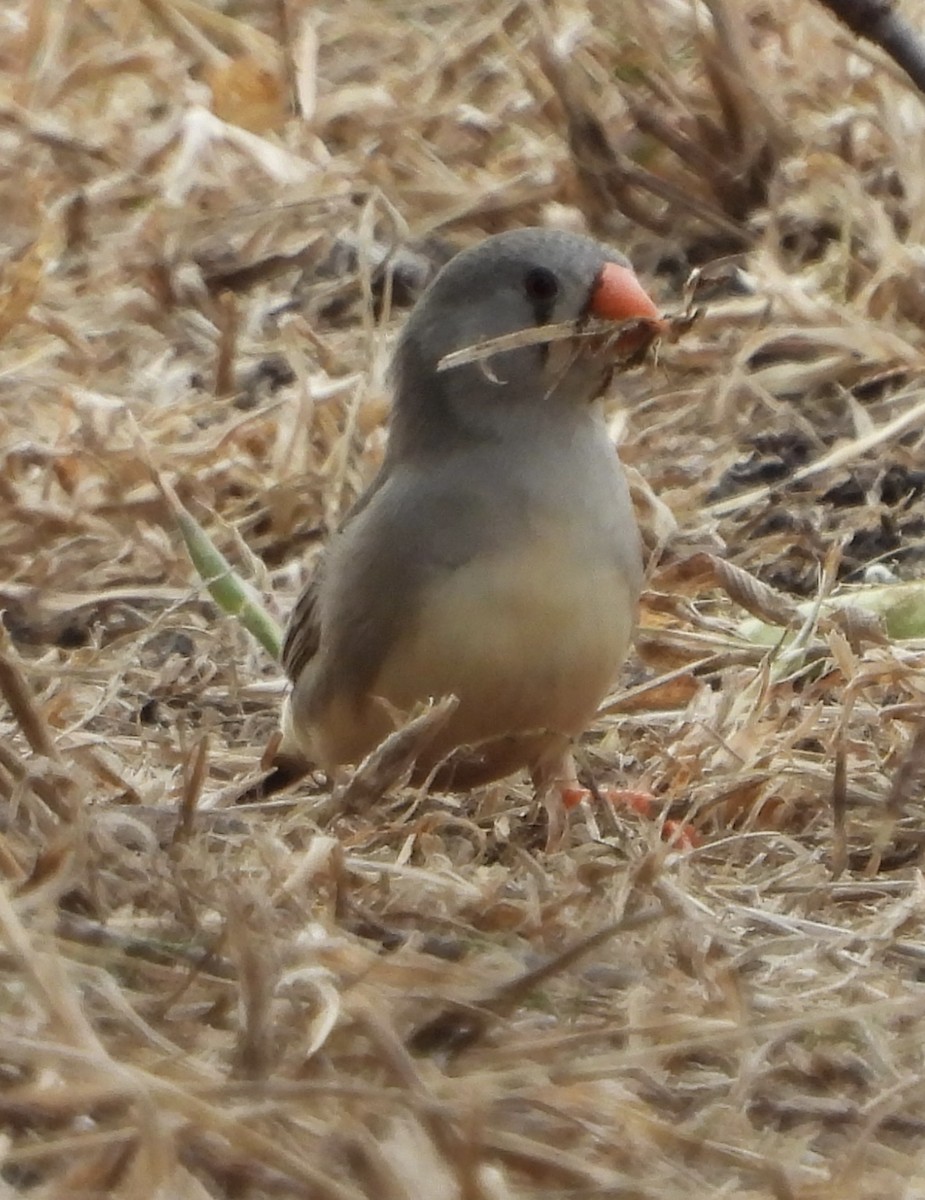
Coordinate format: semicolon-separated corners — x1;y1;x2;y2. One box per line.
436;314;676;375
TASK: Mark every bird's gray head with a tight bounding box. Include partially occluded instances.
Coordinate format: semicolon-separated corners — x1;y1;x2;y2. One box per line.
387;227;663;459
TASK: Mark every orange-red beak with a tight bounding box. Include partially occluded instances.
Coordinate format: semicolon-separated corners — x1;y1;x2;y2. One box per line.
589;262;665;328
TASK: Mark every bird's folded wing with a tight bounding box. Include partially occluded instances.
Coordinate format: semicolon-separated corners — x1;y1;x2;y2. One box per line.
280;568;323;681
280;466;392;683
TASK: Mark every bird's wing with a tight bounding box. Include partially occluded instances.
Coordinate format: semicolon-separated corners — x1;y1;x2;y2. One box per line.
280;568;322;682
279;466;390;684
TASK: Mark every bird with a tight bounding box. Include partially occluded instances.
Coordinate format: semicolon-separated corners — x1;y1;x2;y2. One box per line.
275;227;665;811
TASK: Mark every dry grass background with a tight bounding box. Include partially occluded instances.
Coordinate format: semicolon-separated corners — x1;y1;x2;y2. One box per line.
2;0;925;1195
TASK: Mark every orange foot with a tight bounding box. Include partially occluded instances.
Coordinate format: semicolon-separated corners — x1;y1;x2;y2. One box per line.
561;786;701;848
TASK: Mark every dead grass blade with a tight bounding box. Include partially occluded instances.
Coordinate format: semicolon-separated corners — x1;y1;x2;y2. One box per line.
0;626;60;762
436;314;666;373
337;696;459;810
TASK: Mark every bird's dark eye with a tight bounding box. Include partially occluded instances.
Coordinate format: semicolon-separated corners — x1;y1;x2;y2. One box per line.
524;266;559;304
523;266;559;323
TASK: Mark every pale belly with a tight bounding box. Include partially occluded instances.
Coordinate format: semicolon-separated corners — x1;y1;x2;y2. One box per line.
306;527;638;777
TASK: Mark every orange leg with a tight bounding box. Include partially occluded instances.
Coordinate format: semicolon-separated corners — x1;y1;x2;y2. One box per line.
531;745;580;850
535;750;700;849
